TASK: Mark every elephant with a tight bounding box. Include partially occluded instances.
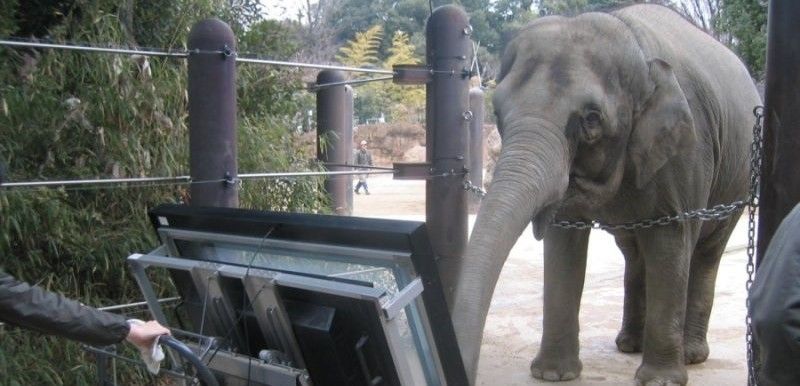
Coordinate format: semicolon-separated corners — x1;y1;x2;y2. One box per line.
450;4;760;386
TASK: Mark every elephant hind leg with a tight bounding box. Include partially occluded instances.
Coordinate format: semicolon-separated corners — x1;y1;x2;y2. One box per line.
684;218;738;365
615;234;646;353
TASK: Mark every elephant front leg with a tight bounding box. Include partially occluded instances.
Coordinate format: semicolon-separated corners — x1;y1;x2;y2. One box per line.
615;235;646;353
635;226;692;386
531;226;589;381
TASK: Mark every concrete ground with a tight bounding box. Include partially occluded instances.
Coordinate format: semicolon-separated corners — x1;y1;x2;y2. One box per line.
353;176;750;385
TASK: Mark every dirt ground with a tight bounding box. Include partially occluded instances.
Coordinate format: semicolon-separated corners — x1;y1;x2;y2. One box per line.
352;175;750;385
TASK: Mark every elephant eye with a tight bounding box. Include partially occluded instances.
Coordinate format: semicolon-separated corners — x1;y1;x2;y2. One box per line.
585;111;601;125
581;110;603;143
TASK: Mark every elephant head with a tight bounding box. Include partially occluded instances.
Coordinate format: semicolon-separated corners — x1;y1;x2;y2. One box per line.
451;13;696;382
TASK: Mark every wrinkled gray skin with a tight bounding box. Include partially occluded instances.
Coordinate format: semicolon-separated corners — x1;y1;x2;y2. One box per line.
450;4;760;386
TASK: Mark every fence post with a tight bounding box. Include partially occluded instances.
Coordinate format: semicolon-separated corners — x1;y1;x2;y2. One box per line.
426;5;472;304
757;1;800;265
316;70;353;215
468;87;485;212
187;19;238;208
346;85;355;213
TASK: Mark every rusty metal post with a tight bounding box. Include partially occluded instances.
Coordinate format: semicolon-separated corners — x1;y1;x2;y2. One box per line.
187;19;238;208
426;5;471;304
316;70;353;215
468;87;485;213
757;0;800;266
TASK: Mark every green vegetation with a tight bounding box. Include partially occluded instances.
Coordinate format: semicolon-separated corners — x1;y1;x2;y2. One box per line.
0;1;326;383
336;24;426;123
717;0;767;78
384;31;426;123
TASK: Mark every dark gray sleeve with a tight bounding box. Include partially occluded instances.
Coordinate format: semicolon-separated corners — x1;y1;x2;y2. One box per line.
0;271;130;346
749;203;800;386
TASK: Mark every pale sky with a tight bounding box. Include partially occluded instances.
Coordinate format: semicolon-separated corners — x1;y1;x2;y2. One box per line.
262;1;309;21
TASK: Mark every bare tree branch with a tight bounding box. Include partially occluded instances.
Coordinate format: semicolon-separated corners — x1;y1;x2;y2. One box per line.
676;0;722;40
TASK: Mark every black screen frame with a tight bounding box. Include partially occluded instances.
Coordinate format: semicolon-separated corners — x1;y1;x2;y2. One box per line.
148;204;468;386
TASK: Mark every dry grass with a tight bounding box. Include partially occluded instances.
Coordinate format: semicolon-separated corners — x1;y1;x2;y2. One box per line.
355;123;425;166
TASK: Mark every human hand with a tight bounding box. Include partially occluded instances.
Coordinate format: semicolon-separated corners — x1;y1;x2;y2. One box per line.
125;320;171;350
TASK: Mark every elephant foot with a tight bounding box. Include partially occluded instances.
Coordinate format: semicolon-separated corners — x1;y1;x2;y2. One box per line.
615;328;643;353
684;338;709;364
530;353;582;381
635;363;687;386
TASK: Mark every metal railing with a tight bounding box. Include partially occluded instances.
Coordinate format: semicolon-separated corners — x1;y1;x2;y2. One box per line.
0;170;395;190
0;39;395;75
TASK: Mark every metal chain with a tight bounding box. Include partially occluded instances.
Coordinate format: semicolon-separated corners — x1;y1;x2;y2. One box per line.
551;200;748;231
464;178;750;232
746;106;764;386
463;179;487;198
464;179;752;231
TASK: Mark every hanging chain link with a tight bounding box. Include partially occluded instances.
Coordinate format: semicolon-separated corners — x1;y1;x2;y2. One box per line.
463;180;487;198
464;173;750;232
746;106;764;386
551;201;748;231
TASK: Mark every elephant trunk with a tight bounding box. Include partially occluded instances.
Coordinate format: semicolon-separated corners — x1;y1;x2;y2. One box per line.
451;118;570;383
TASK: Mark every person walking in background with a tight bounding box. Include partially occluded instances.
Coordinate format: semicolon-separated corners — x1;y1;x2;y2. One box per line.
354;140;373;195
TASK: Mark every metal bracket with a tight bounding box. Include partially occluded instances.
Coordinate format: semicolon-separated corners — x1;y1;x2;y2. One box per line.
393;162;432;180
382;278;423;320
223;172;238;187
392;64;431;85
221;44;234;59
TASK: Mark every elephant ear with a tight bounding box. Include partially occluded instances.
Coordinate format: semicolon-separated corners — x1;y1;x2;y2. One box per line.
629;59;696;189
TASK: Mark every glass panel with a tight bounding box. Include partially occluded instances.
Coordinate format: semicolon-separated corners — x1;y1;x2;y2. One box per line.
172;239;401;295
393;307;429;386
163;229;443;385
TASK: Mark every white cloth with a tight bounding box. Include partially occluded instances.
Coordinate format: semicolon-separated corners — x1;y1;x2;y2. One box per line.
127;319;166;374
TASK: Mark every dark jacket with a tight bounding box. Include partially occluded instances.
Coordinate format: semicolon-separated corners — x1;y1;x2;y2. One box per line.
0;270;130;346
749;203;800;386
354;148;372;168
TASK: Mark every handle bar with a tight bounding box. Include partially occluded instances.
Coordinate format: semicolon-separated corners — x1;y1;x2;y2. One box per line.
159;335;220;386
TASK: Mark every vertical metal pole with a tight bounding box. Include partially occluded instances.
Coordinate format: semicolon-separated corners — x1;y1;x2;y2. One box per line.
187;19;238;208
752;3;800;383
468;87;485;213
316;70;353;215
426;5;471;303
757;0;800;265
95;349;113;386
346;85;355;213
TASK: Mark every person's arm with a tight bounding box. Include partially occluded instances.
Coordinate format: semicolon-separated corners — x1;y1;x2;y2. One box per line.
749;203;800;385
0;271;167;347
